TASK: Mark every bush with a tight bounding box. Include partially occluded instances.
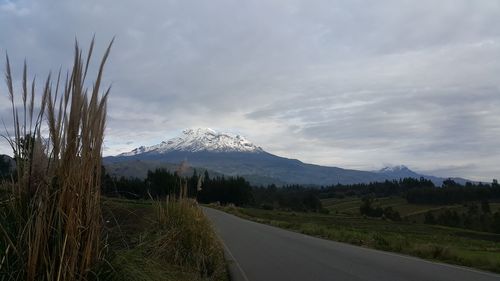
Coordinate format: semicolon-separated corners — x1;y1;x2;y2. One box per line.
261;203;274;210
413;244;452;260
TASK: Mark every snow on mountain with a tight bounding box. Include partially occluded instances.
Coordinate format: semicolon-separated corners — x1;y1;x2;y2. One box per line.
377;165;411;174
375;164;423;179
119;128;264;156
108;132;474;186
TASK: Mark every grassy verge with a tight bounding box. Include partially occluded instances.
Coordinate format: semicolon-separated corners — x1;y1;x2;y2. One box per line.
214;204;500;273
101;198;228;281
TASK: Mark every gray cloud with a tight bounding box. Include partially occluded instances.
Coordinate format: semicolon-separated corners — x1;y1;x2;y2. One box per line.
0;0;499;181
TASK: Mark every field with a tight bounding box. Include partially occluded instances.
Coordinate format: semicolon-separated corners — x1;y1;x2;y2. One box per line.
215;203;500;273
322;196;500;222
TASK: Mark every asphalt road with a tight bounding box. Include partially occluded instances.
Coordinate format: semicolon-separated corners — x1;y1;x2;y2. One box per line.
203;207;500;281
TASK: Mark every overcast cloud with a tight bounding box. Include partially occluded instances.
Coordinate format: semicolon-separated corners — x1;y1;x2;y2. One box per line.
1;0;499;181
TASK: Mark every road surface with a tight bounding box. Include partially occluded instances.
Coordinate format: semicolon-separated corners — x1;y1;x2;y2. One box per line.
203;207;500;281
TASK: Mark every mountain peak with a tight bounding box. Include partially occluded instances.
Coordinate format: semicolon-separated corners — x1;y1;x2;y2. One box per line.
119;128;264;156
375;165;421;179
182;128;217;135
378;165;410;173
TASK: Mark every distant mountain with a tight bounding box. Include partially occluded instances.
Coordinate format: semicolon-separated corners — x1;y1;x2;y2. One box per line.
374;165;471;186
120;128;263;156
376;165;418;178
104;128;470;186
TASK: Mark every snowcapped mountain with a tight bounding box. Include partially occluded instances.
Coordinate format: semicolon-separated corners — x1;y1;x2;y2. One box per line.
378;165;411;173
104;128;471;186
120;128;263;156
376;165;421;178
375;165;471;186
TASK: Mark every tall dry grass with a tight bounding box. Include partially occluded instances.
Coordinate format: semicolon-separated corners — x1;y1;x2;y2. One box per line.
148;181;227;280
0;39;112;281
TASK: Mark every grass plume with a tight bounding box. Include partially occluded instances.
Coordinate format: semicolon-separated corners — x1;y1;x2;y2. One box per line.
0;38;112;281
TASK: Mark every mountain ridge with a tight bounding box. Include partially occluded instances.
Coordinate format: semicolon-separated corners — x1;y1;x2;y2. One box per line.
120;128;263;156
106;128;471;186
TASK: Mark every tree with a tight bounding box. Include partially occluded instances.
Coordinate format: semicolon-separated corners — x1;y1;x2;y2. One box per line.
492;212;500;234
360;197;374;216
481;200;491;213
492;179;499;188
360;197;383;217
442;179;458;188
197;176;253;206
424;211;436;224
383;207;401;221
302;191;322;212
0;156;10;178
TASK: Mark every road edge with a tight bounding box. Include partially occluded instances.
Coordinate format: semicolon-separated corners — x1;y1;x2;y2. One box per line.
203;207;251;281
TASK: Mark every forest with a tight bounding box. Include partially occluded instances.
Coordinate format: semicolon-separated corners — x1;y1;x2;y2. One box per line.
101;167;324;212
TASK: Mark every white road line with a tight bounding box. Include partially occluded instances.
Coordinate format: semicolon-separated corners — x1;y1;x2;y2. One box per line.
204;208;250;281
219;237;251;281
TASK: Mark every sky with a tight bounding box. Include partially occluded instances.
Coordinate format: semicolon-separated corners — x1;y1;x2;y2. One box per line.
0;0;499;181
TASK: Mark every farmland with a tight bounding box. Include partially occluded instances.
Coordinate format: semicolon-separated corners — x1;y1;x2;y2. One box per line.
322;196;500;222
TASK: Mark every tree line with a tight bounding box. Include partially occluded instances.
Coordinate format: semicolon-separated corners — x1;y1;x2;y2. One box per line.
318;177;436;199
101;167;324;212
251;185;324;212
406;179;500;205
424;200;500;234
318;178;500;205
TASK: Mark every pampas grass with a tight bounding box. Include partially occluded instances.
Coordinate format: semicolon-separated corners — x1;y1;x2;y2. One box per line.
0;38;112;281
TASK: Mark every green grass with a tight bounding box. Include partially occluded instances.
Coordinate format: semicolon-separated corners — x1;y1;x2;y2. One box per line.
216;205;500;273
101;198;229;281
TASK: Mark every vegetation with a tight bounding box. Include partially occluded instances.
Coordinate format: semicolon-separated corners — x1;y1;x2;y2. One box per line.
251;185;324;212
197;172;252;206
0;40;112;281
102;168;253;205
102;169;325;212
406;184;500;205
423;201;500;233
199;176;500;273
322;196;449;217
319;179;500;234
0;41;226;281
102;196;228;281
319;177;436;198
102;168;185;199
0;156;10;179
359;197;401;221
